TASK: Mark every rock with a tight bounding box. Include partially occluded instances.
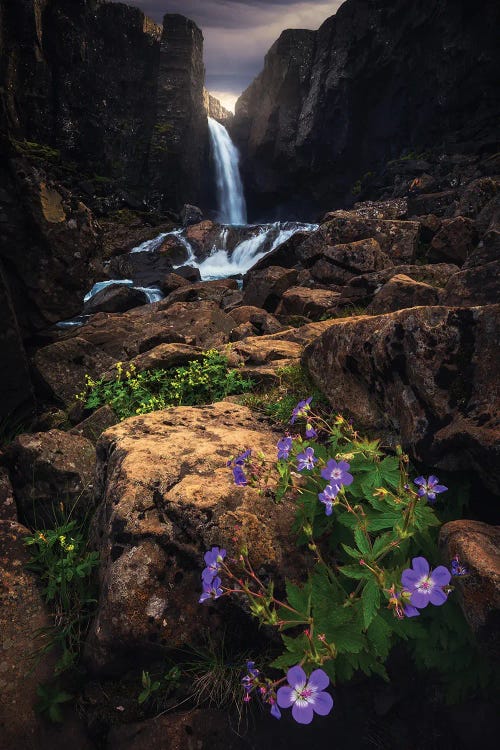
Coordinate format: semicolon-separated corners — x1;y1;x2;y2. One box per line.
180;204;204;226
106;709;247;750
407;190;458;217
228;306;284;335
231;337;303;365
303;305;500;494
100;222;175;259
160;272;191;296
83;285;149;315
242;267;299;311
70;406;119;444
34;337;116;407
125;343;205;374
299;218;416;265
8;430;96;527
229;322;256;341
248;231;311;271
239;358;301;387
174;265;202;283
155;234;192;265
86;404;303;672
162;279;239;308
430;217;478;264
457;177;499;220
443;261;500;307
0;520;55;749
203;88;233;123
366;274;440;315
106;251;175;289
276;287;341;320
0;468;17;521
439;521;500;658
310;258;350;285
324;198;408;221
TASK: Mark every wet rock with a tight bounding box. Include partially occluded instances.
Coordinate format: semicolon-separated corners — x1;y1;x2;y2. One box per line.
276;287;341;320
366;274;440;314
0;520;55;749
443;261;500;307
439;521;500;658
70;406;119;444
100;222;175;259
248;231;311;271
83;285;149;315
430;217;478;264
8;430;96;527
34;337;116;407
162;279;238;307
303;305;500;493
242;266;298;312
299;217;417;264
86;404;303;672
228;306;284;335
160;272;191;296
180;204;204;226
155;234;191;265
174;265;202;283
106;251;175;289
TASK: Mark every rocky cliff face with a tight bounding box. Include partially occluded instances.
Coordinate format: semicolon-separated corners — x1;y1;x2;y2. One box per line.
232;0;500;219
203;89;232;123
0;1;209;419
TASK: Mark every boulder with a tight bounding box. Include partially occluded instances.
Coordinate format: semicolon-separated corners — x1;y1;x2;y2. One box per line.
242;266;298;311
162;279;238;308
106;251;175;289
303;305;500;494
366;274;440;314
430;217;478;265
323;198;407;221
457;177;499;220
0;521;55;749
124;343;205;374
8;430;96;527
276;287;341;320
174;265;202;283
443;261;500;307
160;272;191;296
86;404;303;672
180;203;204;226
83;285;149;315
407;190;458;217
439;521;500;658
228;306;284;335
231;337;303;365
70;405;119;443
300;215;419;264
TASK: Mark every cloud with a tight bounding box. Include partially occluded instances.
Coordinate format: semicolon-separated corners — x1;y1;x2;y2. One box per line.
128;1;345;98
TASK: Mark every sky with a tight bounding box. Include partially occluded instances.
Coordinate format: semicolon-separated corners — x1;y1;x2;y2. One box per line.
129;1;344;111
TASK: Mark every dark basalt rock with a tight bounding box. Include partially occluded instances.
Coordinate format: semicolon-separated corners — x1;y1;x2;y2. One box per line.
83;285;149;315
232;0;500;219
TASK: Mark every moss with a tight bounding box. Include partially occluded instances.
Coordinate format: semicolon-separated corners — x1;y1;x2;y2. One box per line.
154;121;173;135
12;139;60;161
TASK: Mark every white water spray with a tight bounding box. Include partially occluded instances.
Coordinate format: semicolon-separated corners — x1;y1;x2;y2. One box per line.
208;117;247;225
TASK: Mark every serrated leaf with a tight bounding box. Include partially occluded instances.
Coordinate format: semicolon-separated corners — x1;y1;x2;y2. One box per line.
354;527;371;555
361;577;380;629
339;564;370;580
334;627;365;654
270;651;303;670
379;456;400;488
341;543;361;560
366;511;402;531
367;615;392;659
285;579;311;619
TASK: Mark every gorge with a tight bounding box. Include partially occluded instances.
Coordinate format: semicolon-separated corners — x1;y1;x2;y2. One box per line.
0;1;499;749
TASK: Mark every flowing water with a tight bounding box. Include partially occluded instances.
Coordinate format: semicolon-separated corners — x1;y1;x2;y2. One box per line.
208;116;247;225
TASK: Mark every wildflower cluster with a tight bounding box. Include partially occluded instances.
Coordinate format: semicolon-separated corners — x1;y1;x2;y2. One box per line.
197;397;469;723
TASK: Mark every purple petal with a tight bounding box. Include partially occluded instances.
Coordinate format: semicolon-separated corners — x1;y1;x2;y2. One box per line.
410;590;429;609
307;669;329;692
403;604;420;618
292;702;314;725
287;665;307;690
411;557;430;576
342;472;353;486
433;484;448;494
276;686;294;709
401;569;420;589
430;566;451;586
312;690;333;716
416;488;426;497
414;476;426;487
428;475;440;487
270;702;281;719
429;587;448;606
199;592;210;603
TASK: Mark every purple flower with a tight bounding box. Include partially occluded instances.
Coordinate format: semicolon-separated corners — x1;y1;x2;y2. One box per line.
242;661;260;693
202;547;226;583
388;586;420;618
232;465;248;486
291;397;312;425
401;557;451;609
199;576;223;604
318;483;339;516
296;446;317;472
305;423;317;439
235;449;251;465
451;556;469;576
277;436;293;460
277;665;333;724
321;459;353;488
413;475;448;503
270;700;281;719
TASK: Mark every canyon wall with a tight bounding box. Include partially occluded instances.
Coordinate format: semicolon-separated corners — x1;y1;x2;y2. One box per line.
232;0;500;219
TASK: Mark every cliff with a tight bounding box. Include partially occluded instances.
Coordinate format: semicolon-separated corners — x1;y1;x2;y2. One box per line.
232;0;500;219
203;89;233;123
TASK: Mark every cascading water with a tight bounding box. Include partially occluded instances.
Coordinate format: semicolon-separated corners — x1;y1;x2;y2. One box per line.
208;116;247;225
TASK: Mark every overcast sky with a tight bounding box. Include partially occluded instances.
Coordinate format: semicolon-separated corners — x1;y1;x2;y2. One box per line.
129;1;344;111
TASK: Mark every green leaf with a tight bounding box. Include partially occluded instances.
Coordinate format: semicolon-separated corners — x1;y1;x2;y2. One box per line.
339;564;369;580
285;579;311;618
341;543;362;560
361;578;380;629
334;627;365;654
366;615;392;659
354;527;371;556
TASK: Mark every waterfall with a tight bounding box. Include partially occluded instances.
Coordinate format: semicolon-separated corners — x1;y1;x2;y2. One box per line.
208;116;247;225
